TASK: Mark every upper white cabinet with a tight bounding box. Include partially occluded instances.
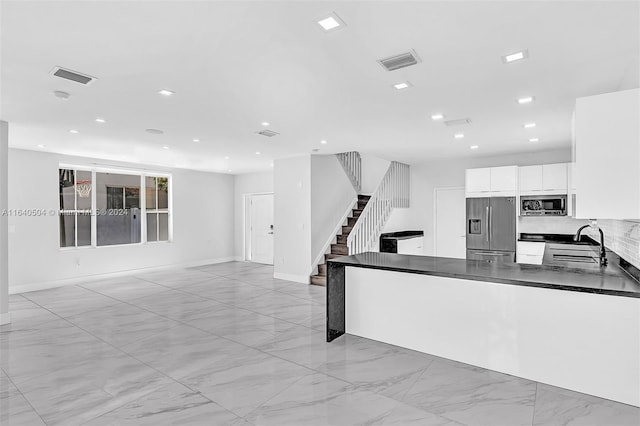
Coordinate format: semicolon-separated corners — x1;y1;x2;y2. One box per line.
574;88;640;219
465;168;491;194
542;164;568;192
466;166;517;197
519;164;568;195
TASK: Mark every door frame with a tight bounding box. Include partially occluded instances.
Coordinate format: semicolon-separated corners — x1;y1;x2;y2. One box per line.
433;186;465;256
243;192;274;262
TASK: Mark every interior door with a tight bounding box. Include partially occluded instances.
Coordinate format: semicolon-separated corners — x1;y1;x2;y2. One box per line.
489;197;516;251
466;197;489;250
435;187;466;258
250;194;274;264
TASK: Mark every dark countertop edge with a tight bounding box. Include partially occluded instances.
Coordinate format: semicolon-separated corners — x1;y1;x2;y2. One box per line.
328;259;640;299
518;233;599;245
380;231;424;240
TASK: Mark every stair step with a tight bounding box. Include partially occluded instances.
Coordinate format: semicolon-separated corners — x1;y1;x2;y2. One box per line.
347;217;358;227
318;263;327;276
325;253;342;261
310;275;326;286
336;234;348;245
357;201;368;209
358;194;371;201
331;244;348;255
342;226;353;235
352;209;362;217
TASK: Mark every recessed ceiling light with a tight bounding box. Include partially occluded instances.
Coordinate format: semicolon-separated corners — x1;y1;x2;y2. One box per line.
69;129;79;134
224;156;230;160
192;138;200;143
53;90;70;100
393;81;412;90
502;49;529;64
320;140;327;144
524;122;537;129
470;145;479;150
162;146;170;150
37;144;46;148
454;132;464;139
145;128;164;135
255;151;261;155
517;96;535;104
431;113;444;120
261;122;270;126
529;138;539;142
227;169;232;172
317;12;345;32
157;89;174;96
95;118;106;123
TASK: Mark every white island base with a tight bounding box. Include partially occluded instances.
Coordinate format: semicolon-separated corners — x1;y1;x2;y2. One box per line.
345;267;640;407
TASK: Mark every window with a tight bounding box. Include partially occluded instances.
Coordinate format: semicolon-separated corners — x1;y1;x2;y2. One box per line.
146;176;169;242
58;167;171;248
59;168;92;248
96;172;142;246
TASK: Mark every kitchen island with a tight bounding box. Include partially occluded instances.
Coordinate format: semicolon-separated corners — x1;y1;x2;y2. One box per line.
326;252;640;407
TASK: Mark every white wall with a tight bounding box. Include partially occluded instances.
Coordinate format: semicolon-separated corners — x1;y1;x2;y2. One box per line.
360;153;390;195
0;122;8;324
8;148;235;292
233;171;274;260
310;155;356;264
384;148;572;255
273;155;311;282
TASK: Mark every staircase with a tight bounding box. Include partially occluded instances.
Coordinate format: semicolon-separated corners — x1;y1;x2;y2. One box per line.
310;194;370;286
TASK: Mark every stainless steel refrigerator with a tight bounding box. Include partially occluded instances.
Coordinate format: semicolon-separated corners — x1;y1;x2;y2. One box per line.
466;197;516;262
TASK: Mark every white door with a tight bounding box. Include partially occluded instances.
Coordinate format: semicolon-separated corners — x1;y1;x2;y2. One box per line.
435;187;466;258
249;194;274;264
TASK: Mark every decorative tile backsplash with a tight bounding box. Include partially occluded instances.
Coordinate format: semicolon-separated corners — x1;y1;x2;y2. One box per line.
588;220;640;269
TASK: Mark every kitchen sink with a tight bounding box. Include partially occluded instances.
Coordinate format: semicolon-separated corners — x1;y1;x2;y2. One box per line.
552;254;598;264
543;243;602;269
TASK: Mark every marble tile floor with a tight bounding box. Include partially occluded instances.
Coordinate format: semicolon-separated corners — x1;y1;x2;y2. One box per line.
1;261;638;426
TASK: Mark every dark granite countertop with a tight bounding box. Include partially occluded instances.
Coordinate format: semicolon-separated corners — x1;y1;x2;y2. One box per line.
518;233;598;245
380;231;424;240
328;252;640;298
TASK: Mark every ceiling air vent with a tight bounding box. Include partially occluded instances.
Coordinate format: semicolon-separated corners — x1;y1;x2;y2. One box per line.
444;118;472;127
377;50;421;72
256;130;279;137
50;66;97;85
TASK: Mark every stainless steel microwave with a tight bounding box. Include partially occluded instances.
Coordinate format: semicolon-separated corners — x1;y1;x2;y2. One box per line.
520;195;567;216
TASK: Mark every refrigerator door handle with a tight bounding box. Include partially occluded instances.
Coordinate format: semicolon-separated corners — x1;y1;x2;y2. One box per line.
485;206;490;242
488;206;492;243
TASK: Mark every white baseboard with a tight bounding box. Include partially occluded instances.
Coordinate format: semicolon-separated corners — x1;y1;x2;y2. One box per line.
274;272;310;284
0;312;11;326
9;256;238;295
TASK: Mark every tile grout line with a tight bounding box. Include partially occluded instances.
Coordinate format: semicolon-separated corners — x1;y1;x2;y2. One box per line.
531;382;538;426
0;366;50;426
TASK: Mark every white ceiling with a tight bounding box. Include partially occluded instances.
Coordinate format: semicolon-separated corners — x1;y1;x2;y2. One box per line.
1;1;638;174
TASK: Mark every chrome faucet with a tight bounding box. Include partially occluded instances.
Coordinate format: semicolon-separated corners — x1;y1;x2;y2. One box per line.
574;224;608;267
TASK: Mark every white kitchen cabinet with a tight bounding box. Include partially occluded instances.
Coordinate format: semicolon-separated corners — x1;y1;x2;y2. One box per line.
518;164;568;195
397;237;424;255
542;164;568;192
466;166;517;197
574;88;640;219
519;166;543;193
465;168;491;194
490;166;518;195
516;241;545;265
